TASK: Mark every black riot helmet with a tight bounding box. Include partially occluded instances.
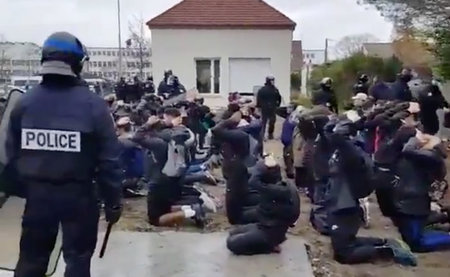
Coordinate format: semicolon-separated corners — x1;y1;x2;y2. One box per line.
164;69;173;79
41;32;89;77
399;68;413;83
265;75;275;86
359;74;369;84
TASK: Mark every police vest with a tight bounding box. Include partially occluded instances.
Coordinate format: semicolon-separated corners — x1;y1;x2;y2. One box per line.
21;128;81;153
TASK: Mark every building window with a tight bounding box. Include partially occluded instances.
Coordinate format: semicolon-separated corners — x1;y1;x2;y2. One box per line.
196;59;220;94
112;51;116;56
107;51;111;56
103;62;107;67
311;53;315;59
107;62;112;67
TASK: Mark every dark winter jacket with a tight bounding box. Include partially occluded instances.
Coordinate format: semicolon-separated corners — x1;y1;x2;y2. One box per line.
418;84;448;135
391;79;413;102
327;136;374;214
311;88;338;113
256;85;282;114
393;138;447;216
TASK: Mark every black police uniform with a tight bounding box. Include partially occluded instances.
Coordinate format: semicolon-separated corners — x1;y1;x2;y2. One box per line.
311;86;338;114
256;84;281;139
7;74;122;277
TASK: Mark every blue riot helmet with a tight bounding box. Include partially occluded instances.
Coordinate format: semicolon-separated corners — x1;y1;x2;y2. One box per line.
41;32;89;77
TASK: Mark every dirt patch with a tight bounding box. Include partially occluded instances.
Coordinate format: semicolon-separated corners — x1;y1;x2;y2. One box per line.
116;123;450;277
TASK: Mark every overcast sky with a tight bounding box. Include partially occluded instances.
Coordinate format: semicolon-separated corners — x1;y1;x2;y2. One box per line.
0;0;393;50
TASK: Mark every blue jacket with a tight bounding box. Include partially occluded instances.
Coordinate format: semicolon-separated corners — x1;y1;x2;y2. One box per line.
281;119;296;146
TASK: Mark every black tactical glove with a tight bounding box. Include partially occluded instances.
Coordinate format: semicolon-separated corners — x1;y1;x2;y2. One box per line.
105;205;123;225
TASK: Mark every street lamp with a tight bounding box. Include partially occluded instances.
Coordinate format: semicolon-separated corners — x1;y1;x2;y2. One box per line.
117;0;123;78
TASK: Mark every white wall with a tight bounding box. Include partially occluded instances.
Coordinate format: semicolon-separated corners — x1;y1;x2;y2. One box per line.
151;29;293;103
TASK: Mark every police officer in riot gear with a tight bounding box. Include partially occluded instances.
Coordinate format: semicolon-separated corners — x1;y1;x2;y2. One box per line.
353;74;370;95
143;76;155;94
115;77;127;101
392;68;413;102
158;69;173;97
5;32;122;277
256;76;282;140
312;77;338;114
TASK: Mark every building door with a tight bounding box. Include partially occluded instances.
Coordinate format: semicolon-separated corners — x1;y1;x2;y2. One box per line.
229;58;271;94
196;59;220;94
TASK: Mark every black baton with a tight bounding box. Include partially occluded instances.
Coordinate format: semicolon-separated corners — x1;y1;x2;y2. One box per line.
99;223;113;258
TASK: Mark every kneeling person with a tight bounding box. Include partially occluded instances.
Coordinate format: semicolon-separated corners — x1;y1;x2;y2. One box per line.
227;156;300;255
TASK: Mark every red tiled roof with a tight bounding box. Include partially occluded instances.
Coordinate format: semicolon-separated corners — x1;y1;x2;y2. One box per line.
147;0;296;30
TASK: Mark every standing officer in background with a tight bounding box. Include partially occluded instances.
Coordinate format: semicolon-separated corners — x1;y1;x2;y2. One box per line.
312;77;338;114
257;76;282;140
4;32;122;277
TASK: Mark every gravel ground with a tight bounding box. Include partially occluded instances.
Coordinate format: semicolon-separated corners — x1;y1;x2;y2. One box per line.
115;121;450;277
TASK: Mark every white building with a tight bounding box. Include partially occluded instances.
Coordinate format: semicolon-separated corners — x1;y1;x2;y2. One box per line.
85;47;152;80
0;42;41;82
362;43;394;59
302;49;326;66
0;43;152;83
147;0;296;104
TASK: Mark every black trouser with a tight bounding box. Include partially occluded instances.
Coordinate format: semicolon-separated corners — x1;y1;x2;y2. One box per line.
227;224;287;255
261;111;276;138
310;180;331;234
223;158;254;225
295;167;314;191
15;183;99;277
283;145;294;176
147;176;182;226
329;210;387;264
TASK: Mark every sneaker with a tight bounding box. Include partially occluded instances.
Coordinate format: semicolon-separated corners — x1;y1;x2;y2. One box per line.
386;239;417;267
124;188;146;198
191;203;206;228
204;171;218;186
199;191;217;213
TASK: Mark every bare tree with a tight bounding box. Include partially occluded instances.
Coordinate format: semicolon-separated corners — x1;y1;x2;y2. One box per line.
392;31;434;69
358;0;450;30
334;33;379;58
0;35;9;83
127;15;151;79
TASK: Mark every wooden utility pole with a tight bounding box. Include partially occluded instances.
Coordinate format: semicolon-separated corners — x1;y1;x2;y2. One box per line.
325;38;329;63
